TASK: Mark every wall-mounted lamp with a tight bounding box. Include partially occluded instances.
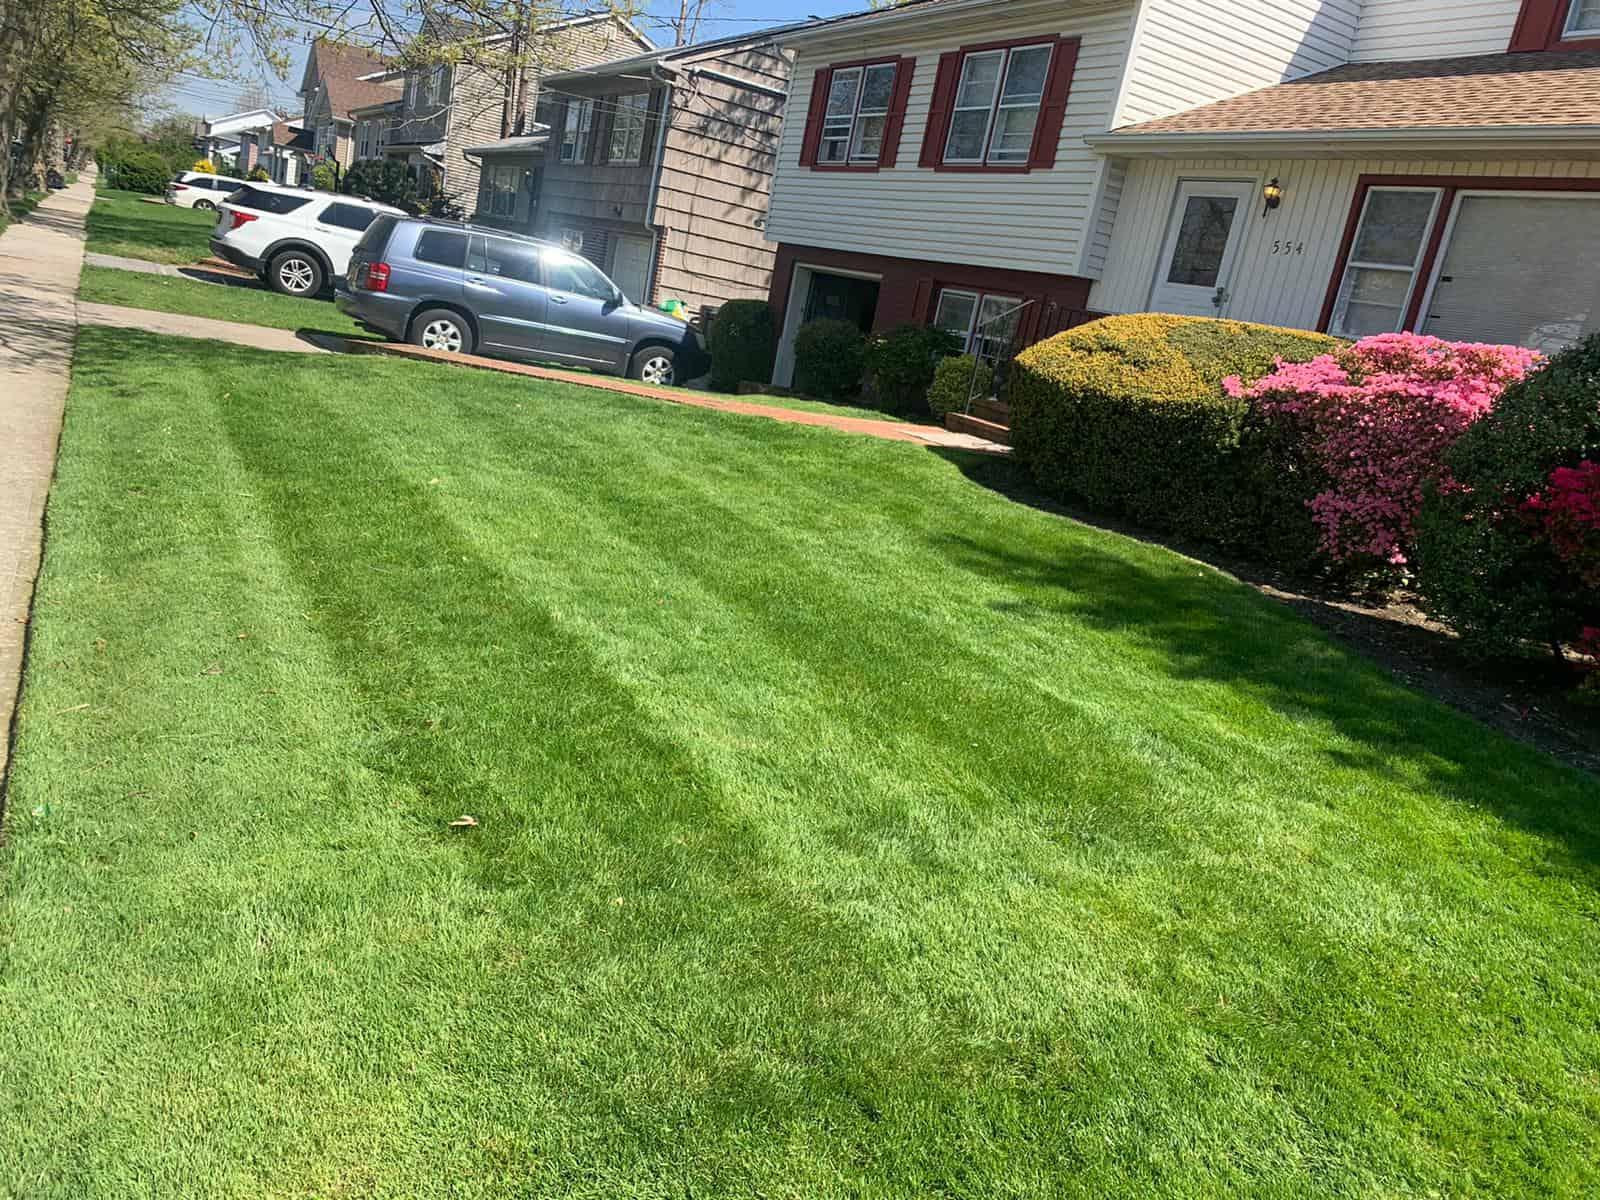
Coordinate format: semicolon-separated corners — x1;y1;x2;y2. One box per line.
1262;177;1284;216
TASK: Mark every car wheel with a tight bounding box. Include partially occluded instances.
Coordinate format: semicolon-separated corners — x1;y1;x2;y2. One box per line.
629;345;677;386
194;199;215;211
268;249;324;297
409;308;474;355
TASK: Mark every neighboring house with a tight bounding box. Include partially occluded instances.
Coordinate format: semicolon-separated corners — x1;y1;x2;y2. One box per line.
763;0;1600;387
196;108;279;170
375;12;651;206
262;118;312;185
298;39;402;170
470;27;795;311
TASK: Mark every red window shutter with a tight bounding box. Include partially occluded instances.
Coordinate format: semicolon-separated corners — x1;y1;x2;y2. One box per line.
798;68;832;167
1028;37;1081;169
910;278;934;324
878;57;917;168
1509;0;1565;50
919;51;963;168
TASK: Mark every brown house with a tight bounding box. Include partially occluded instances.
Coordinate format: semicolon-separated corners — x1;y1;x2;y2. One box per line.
470;27;797;313
297;39;402;169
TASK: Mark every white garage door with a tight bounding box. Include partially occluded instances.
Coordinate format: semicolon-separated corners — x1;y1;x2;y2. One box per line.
1421;193;1600;353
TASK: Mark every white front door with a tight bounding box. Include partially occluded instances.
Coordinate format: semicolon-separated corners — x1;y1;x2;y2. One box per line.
611;235;653;305
1149;180;1255;317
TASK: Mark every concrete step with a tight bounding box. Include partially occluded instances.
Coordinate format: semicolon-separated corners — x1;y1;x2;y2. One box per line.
944;411;1011;446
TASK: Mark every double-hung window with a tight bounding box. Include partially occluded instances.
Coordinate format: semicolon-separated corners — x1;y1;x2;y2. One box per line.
944;43;1053;165
1328;186;1442;338
1567;0;1600;36
425;66;446;107
932;288;1023;358
819;62;898;164
607;93;649;165
560;99;594;163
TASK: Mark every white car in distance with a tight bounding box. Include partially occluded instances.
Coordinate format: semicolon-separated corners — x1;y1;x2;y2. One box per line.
208;182;407;297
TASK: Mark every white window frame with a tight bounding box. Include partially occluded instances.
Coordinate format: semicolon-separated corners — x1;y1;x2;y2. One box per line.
375;119;387;152
425;66;446;108
356;121;370;159
607;93;650;165
942;43;1052;167
817;62;898;166
1565;0;1600;37
1329;185;1443;339
931;287;1023;355
560;99;594;163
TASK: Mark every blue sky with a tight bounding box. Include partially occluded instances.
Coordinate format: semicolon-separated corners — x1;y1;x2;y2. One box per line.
166;0;865;120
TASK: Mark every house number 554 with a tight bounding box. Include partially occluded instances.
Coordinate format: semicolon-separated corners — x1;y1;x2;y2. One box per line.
1270;240;1305;255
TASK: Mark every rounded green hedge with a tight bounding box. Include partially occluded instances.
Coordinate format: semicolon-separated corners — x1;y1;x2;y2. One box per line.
793;319;866;400
927;355;993;420
707;300;776;392
1008;314;1339;557
1415;334;1600;657
865;324;961;415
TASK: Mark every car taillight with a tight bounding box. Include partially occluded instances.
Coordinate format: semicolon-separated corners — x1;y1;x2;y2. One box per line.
227;210;257;231
171;183;188;191
362;262;390;292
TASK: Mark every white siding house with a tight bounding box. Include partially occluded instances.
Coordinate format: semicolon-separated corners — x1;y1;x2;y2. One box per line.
762;0;1600;399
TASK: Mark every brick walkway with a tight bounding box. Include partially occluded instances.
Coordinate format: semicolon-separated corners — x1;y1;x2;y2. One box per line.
338;339;1010;454
0;169;96;791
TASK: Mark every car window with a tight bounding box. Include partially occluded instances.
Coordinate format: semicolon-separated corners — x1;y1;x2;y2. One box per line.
413;229;467;268
541;249;616;301
318;202;377;232
358;215;401;256
467;236;540;284
230;186;312;215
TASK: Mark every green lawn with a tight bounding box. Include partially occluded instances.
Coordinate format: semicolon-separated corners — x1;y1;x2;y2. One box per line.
79;264;371;338
4;327;1598;1197
84;186;214;263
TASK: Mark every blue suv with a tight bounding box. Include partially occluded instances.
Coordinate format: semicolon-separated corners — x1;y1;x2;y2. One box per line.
336;217;709;386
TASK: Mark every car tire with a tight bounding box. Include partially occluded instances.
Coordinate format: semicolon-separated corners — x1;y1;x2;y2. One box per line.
267;248;324;297
194;199;215;211
409;308;474;356
628;345;677;387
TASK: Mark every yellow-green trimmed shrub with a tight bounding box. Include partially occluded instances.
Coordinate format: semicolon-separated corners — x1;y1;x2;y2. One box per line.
927;355;993;420
1008;314;1339;555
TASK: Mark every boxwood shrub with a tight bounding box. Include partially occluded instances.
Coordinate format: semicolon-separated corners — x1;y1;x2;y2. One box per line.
1008;314;1339;555
707;300;776;392
865;324;962;415
793;318;867;400
1415;334;1600;658
927;355;993;420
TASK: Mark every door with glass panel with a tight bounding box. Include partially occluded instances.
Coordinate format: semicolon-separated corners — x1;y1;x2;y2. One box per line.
1148;181;1255;316
1326;186;1442;338
1419;193;1600;353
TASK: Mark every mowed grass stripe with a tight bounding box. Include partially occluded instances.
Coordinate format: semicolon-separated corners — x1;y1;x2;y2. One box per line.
1;328;1597;1197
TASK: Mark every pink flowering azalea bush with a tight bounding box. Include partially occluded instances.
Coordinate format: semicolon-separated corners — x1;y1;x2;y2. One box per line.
1226;333;1541;567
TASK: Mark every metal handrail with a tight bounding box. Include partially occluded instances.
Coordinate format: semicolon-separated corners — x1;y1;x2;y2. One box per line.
964;298;1034;416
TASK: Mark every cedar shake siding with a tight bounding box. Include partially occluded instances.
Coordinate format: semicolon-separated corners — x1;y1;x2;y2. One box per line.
521;31;794;312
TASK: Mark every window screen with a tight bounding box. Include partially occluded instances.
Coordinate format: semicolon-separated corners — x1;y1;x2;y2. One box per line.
1567;0;1600;34
1330;187;1439;338
1422;194;1600;353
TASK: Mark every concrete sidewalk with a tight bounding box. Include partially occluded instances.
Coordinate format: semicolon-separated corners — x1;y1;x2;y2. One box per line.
79;301;330;353
0;168;96;792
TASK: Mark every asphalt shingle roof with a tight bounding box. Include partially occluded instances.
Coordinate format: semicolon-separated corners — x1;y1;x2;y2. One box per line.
1109;51;1600;136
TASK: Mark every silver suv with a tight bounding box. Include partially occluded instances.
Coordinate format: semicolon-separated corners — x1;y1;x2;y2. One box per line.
335;217;709;385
